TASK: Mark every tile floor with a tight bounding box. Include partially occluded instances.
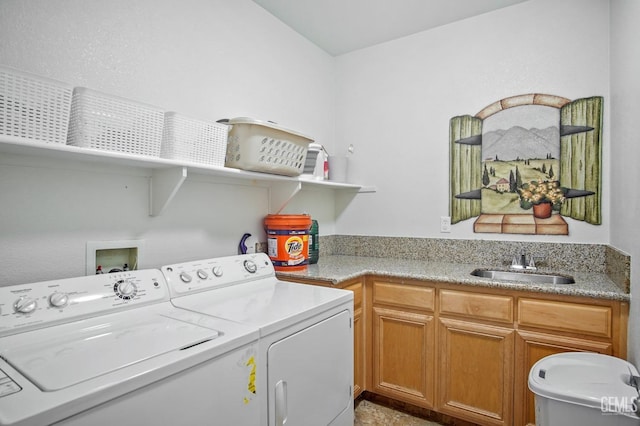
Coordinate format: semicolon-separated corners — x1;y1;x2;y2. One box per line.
354;399;443;426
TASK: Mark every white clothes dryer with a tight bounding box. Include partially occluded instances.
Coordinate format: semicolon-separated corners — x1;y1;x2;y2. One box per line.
161;253;354;426
0;269;260;426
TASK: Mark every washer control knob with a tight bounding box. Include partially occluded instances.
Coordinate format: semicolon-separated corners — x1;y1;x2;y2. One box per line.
180;272;192;283
212;266;223;277
49;292;69;308
197;269;208;280
244;260;257;274
14;296;37;314
115;280;137;297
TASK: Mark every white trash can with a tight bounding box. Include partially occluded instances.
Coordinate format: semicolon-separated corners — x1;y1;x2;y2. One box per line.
528;352;640;426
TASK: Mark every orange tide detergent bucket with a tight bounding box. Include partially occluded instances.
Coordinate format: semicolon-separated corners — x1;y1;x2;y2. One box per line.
264;214;311;271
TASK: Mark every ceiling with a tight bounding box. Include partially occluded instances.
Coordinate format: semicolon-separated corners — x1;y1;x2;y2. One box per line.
251;0;529;56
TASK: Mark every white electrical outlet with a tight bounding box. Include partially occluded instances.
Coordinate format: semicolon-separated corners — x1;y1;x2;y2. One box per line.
440;216;451;233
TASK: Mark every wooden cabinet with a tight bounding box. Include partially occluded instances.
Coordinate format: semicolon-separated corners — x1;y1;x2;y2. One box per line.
371;279;436;408
279;273;628;426
513;296;626;426
368;280;626;426
438;290;515;426
513;331;613;426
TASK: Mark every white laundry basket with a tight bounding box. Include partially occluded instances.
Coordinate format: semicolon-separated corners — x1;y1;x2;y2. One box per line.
161;112;228;166
0;66;72;144
225;117;313;176
67;87;164;157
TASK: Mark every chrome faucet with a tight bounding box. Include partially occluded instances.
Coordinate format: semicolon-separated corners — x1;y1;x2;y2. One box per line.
510;252;537;270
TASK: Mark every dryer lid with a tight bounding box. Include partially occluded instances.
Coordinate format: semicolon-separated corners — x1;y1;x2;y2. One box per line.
170;278;352;336
0;309;220;391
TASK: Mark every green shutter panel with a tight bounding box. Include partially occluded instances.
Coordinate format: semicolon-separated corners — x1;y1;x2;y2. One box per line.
559;97;603;224
450;115;482;224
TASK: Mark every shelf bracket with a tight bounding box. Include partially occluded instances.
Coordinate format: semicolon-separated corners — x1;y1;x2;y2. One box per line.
269;181;302;214
150;167;188;216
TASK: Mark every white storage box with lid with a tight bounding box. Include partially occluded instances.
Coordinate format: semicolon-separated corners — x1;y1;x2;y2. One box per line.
225;117;313;177
0;66;73;144
160;112;227;166
529;352;640;426
67;87;164;157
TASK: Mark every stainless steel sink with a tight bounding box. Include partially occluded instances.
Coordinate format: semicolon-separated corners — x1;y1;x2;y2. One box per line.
470;269;575;284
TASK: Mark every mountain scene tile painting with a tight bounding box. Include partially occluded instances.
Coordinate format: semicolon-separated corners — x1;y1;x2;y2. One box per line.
449;94;603;235
481;105;561;215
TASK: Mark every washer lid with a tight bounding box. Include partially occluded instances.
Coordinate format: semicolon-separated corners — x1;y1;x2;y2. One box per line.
0;308;220;391
528;352;639;411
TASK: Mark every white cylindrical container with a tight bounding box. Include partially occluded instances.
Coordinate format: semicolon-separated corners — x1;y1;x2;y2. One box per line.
528;352;640;426
328;155;348;182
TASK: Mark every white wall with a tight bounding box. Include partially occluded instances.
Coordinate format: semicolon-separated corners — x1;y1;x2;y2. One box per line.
0;0;336;284
0;0;335;142
334;0;611;243
610;0;640;365
1;0;634;366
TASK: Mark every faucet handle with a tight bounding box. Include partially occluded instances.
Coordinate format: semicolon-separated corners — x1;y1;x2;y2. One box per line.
526;256;536;270
511;256;524;269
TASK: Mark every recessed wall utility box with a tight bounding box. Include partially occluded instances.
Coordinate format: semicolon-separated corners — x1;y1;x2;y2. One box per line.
86;240;144;275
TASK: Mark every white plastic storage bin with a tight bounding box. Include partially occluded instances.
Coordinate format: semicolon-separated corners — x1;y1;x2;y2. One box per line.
67;87;164;157
225;117;313;177
160;112;227;166
0;66;72;144
529;352;640;426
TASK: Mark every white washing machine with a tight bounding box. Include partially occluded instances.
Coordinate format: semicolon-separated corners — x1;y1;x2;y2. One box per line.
0;269;261;426
161;253;354;426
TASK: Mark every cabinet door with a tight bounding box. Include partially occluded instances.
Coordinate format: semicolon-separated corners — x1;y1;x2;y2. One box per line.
343;281;365;398
438;317;514;426
353;307;364;398
514;330;613;426
372;306;435;408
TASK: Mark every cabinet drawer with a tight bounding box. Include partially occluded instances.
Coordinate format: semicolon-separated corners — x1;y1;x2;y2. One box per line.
439;289;513;323
373;281;435;311
518;298;612;338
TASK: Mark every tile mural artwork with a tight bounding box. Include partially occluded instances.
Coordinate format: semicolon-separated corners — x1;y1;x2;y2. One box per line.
449;94;603;235
481;106;561;214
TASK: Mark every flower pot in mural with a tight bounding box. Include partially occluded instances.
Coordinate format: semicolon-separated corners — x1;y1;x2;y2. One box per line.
532;202;553;219
518;180;567;217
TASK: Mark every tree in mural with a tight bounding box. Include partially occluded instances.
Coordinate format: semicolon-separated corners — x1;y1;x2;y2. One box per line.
483;164;490;187
509;170;516;192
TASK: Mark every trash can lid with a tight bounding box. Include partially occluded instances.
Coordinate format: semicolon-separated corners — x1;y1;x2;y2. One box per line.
528;352;639;416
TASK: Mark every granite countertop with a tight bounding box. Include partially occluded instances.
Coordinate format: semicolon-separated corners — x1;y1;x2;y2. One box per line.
276;255;630;302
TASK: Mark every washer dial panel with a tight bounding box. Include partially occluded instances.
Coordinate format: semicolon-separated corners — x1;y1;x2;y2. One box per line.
0;270;168;337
